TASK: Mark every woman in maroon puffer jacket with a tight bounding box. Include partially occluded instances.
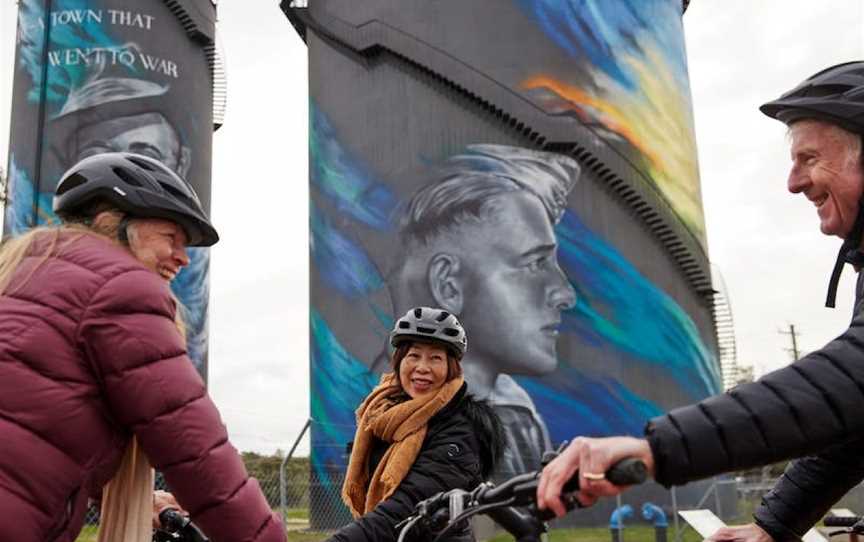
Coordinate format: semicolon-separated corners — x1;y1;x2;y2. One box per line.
0;153;285;542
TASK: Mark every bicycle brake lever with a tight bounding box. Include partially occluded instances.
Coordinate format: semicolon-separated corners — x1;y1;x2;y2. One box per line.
394;516;416;530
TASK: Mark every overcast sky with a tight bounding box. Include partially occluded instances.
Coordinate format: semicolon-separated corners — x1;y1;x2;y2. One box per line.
1;1;862;455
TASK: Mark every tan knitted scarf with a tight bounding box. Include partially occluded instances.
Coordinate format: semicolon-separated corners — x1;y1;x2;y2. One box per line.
341;373;464;517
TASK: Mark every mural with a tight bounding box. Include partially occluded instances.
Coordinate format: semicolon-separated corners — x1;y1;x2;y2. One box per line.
6;0;214;373
309;102;720;488
515;0;704;243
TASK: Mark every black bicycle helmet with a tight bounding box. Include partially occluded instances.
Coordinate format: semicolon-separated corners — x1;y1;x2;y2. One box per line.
760;61;864;134
760;61;864;308
390;307;468;359
53;152;218;247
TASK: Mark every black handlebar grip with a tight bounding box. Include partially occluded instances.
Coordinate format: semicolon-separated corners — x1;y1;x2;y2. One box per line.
605;458;648;486
824;516;860;527
159;508;189;531
559;457;648;494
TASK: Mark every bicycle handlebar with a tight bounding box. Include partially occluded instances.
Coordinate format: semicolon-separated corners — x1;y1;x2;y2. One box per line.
475;457;646;520
824;516;859;527
153;509;209;542
397;456;648;542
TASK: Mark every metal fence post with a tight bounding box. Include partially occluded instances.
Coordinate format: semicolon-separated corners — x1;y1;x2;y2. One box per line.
714;480;722;520
280;418;311;527
671;486;679;541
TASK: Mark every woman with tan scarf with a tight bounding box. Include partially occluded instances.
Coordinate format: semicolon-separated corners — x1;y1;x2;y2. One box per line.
329;307;503;542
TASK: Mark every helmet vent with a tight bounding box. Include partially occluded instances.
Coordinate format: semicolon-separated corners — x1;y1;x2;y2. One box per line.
112;167;144;187
55;173;87;195
414;308;423;318
806;84;849;97
416;326;435;334
442;328;459;337
436;311;450;322
398;321;411;329
160;182;196;209
127;156;157;171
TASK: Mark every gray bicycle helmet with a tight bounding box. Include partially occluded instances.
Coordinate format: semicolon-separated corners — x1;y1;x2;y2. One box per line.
53;152;218;247
390;307;467;358
760;61;864;308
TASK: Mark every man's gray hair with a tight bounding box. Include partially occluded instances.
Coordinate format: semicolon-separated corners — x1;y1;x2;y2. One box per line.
400;144;580;245
787;119;863;169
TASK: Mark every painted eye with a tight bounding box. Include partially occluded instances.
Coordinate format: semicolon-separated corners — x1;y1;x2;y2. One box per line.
528;257;549;272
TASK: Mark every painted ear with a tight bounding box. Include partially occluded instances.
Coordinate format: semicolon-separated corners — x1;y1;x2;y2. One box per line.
177;145;192;179
428;253;463;314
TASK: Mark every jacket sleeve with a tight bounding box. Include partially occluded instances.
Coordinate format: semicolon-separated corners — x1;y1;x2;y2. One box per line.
752;440;864;542
327;422;482;542
78;269;285;542
644;310;864;487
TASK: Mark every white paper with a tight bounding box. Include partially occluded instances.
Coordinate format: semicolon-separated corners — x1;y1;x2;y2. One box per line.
678;509;727;538
829;508;857;518
802;529;828;542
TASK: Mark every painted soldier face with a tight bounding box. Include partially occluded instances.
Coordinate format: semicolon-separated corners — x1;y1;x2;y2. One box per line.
73;112;187;175
455;192;576;375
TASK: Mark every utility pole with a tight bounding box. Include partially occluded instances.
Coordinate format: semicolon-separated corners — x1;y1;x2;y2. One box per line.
779;324;801;361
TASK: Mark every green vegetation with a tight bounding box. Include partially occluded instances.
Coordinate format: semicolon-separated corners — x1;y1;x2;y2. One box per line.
487;525;702;541
281;525;705;542
243;451;310;508
75;525;98;542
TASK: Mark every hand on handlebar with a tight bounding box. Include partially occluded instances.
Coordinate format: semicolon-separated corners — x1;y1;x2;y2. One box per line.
399;448;648;542
536;436;655;518
153;490;185;529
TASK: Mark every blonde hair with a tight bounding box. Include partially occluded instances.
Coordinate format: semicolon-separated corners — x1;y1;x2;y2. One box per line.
0;211;186;334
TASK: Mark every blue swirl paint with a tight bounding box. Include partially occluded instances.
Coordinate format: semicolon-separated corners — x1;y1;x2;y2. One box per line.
311;205;384;299
310;103;398;231
514;0;687;91
171;247;209;370
556;211;720;398
310;309;378;478
18;0;125;106
5;156;56;236
520;369;663;441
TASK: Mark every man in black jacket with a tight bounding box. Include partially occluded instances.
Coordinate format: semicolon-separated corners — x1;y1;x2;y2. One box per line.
537;61;864;542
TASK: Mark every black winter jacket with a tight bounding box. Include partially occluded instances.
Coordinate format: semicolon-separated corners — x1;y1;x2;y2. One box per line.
751;273;864;542
645;272;864;540
327;383;503;542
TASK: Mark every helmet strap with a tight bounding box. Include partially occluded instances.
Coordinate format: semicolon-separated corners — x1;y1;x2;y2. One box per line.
117;215;132;245
826;195;864;307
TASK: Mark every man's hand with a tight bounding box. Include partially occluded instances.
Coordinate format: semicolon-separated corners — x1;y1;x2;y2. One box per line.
153;490;185;528
706;523;773;542
536;436;655;518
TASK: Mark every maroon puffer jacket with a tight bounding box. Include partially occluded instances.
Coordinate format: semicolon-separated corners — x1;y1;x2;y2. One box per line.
0;231;285;542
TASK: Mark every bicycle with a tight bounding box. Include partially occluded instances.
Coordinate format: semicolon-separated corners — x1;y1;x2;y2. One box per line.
152;508;209;542
395;453;648;542
823;515;864;540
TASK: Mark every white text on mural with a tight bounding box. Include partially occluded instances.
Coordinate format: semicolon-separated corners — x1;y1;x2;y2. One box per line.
50;9;155;31
47;47;179;78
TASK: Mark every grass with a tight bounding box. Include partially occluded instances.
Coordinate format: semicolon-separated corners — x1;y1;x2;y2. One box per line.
75;525;98;542
75;513;707;542
279;525;705;542
487;525;703;541
285;507;310;520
